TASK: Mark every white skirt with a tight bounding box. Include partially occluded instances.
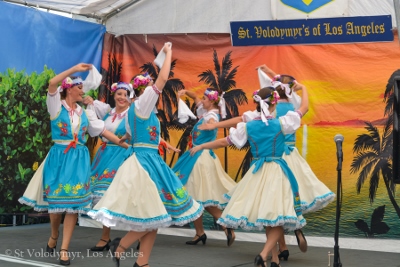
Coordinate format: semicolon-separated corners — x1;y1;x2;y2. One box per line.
218;162;306;231
185;151;237;209
283;148;335;214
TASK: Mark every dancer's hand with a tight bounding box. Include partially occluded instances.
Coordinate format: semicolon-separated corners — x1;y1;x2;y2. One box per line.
292;82;304;92
119;134;129;145
166;143;181;153
163;42;172;53
178;90;187;98
189;145;203;156
74;63;92;72
197;122;217;130
82;96;94;105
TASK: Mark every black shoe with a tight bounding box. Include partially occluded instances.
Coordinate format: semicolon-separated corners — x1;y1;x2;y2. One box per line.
133;263;149;267
109;238;122;267
225;228;236;247
46;232;58;255
185;233;207;245
90;238;111;251
278;250;289;261
270;262;281;267
59;249;70;266
294;229;308;252
254;255;266;267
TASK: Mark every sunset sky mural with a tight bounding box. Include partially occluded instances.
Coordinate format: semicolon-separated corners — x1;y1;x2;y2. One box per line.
100;32;400;239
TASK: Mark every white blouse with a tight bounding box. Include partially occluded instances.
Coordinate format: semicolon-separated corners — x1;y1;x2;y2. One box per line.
196;103;219;123
88;100;129;143
228;111;301;149
46;88;105;142
125;85;162;136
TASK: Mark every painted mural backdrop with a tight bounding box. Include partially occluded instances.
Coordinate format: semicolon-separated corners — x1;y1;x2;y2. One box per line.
99;32;400;239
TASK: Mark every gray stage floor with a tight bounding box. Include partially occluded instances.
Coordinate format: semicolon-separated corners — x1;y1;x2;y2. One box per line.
0;224;398;267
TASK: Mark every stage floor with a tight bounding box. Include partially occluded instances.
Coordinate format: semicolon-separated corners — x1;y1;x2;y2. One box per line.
0;224;398;267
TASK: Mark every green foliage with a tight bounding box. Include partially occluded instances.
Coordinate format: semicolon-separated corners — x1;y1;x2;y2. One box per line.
0;67;55;213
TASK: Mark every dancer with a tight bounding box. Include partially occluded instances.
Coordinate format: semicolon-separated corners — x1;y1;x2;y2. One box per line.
190;85;309;267
173;89;237;246
88;43;203;267
19;63;126;265
82;82;133;252
258;65;335;260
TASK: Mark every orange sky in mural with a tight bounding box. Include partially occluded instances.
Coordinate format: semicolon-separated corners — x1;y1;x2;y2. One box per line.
101;32;399;126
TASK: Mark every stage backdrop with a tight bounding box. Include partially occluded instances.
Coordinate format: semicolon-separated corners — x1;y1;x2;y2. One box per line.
99;32;400;240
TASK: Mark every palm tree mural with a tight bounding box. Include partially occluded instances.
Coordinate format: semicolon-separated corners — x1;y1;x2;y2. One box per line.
198;49;248;172
139;45;185;144
99;54;122;106
350;69;400;220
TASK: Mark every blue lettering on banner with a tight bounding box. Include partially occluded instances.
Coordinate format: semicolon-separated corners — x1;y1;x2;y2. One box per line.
281;0;333;14
230;16;393;46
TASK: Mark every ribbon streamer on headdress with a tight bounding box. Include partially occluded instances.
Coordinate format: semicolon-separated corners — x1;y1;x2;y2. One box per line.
218;92;227;119
253;94;271;126
272;81;292;99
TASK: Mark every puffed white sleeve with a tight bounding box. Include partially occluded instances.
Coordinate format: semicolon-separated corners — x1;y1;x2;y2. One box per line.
125;112;132;136
135;85;162;118
46;87;62;119
279;111;301;135
242;110;259;122
289;91;302;110
226;122;248;149
86;109;106;137
196;102;206;119
203;111;219;123
92;100;111;119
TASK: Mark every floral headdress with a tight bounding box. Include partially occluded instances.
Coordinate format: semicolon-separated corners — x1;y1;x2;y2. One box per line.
111;82;135;101
204;88;219;102
131;72;152;91
60;77;83;92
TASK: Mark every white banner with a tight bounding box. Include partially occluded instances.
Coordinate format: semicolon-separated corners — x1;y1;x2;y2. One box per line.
271;0;349;20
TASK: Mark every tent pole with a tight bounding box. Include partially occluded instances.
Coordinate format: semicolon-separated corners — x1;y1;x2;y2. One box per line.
394;0;400;44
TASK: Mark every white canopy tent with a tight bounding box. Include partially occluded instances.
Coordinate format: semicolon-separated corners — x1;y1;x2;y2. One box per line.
3;0;399;35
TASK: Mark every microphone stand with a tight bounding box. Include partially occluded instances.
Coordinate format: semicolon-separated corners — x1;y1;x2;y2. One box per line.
334;147;343;267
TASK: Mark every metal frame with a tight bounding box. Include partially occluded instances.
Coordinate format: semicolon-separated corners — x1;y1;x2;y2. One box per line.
1;0;142;24
393;76;400;184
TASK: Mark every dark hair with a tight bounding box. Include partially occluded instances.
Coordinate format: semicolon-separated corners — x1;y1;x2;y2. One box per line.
275;75;296;100
255;87;275;112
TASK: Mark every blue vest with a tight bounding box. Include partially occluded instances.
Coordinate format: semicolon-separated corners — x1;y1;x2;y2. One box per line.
50;105;89;144
128;103;160;150
102;111;128;144
276;102;296;154
191;115;219;146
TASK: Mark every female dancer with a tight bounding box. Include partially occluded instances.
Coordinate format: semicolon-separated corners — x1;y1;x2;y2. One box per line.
19;63;126;265
190;85;309;267
88;43;203;267
172;89;237;246
83;82;133;252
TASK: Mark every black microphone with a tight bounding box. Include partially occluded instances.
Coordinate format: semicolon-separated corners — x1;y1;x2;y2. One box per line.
334;134;344;170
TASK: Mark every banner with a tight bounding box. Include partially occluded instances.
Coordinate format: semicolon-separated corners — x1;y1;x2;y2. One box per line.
0;2;105;75
271;0;349;19
230;15;393;46
98;32;400;241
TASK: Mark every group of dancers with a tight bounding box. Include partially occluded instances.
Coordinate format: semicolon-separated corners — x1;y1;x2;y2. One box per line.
19;43;335;267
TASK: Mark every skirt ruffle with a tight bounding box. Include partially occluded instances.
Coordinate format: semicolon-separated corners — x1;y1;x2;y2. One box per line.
217;163;306;231
88;152;203;232
283;148;335;214
174;150;236;209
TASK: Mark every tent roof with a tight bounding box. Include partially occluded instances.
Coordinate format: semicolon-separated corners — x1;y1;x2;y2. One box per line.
3;0;142;22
